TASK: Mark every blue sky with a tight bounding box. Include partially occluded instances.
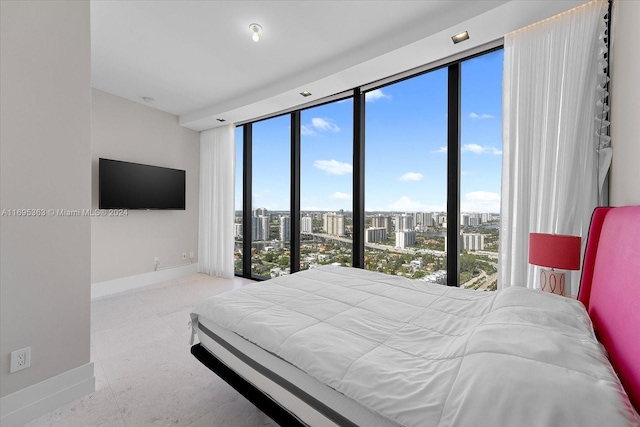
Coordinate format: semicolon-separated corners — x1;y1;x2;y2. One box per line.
236;49;503;214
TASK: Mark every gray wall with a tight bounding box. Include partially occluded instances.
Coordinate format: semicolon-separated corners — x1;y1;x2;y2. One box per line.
91;89;200;283
609;0;640;206
0;0;91;397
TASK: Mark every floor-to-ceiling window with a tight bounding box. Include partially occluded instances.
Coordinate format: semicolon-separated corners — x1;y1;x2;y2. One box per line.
236;47;502;286
364;70;448;281
459;49;503;291
250;115;291;278
300;99;354;270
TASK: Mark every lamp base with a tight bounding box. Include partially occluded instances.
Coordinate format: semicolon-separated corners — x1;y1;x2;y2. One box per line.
539;269;565;296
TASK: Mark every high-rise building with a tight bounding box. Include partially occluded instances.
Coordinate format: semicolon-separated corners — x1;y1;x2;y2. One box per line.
234;223;243;239
365;227;387;243
279;216;290;242
325;213;345;236
254;207;269;217
371;215;393;234
461;233;485;251
461;213;470;227
252;215;270;241
395;230;416;249
396;214;414;231
414;212;432;231
301;216;313;233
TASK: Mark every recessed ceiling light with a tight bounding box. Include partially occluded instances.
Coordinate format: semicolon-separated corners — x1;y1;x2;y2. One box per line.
300;91;312;97
451;31;469;44
141;96;155;103
249;23;262;42
216;118;226;122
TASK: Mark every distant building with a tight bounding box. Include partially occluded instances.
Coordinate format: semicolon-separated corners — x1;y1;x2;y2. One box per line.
301;216;313;233
395;230;416;248
461;233;485;251
324;212;345;236
395;214;414;231
414;212;434;230
371;215;393;234
279;216;290;242
252;215;269;241
365;227;387;243
234;223;243;238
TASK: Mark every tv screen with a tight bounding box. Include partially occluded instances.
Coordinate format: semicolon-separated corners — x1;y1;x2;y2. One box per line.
99;158;186;210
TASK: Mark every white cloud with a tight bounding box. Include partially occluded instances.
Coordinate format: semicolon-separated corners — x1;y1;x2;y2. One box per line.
398;172;424;182
469;112;495;120
314;159;353;175
462;144;502;155
301;125;316;136
311;117;340;132
331;192;352;200
388;196;422;211
461;191;500;213
387;196;445;212
365;89;391;102
431;146;447;154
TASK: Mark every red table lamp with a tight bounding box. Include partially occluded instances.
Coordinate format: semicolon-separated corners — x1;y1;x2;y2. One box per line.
529;233;581;296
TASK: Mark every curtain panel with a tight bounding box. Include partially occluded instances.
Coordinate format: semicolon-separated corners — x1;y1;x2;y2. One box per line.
499;0;610;295
199;126;235;278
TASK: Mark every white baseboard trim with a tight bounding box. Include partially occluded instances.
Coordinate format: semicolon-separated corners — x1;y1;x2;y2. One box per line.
0;363;95;427
91;263;199;300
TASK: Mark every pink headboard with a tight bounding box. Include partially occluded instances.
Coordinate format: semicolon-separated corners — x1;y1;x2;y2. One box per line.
578;206;640;414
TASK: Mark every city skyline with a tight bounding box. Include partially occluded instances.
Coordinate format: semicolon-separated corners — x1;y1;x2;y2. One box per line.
236;49;503;215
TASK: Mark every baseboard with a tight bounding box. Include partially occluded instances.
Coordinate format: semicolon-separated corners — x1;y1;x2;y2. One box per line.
91;263;199;300
0;363;95;427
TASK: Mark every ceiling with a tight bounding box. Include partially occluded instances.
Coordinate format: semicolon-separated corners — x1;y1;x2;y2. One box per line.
90;0;589;131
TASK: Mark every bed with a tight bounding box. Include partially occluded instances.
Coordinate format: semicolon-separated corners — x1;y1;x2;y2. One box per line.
190;206;640;426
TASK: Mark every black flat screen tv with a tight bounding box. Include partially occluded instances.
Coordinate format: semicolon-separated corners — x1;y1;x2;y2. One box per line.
99;158;186;210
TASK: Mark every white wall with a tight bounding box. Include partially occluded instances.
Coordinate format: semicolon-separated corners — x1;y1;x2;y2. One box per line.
91;89;200;284
0;0;92;398
609;0;640;206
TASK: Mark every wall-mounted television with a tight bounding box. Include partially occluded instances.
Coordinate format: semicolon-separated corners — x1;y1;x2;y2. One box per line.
99;158;186;210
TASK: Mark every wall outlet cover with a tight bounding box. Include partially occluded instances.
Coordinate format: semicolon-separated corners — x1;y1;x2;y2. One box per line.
10;347;31;373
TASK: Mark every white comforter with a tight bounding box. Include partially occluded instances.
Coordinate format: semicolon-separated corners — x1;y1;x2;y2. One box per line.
192;265;639;426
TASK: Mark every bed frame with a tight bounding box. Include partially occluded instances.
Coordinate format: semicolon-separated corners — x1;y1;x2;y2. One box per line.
577;206;640;414
192;205;640;424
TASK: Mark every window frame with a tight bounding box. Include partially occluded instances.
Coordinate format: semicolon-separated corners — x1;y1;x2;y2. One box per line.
236;45;503;285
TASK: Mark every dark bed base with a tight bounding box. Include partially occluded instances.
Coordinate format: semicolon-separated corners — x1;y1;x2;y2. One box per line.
191;343;306;427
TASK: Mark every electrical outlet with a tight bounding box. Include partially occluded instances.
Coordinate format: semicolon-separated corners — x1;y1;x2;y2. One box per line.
154;257;160;264
190;251;194;259
10;347;31;373
182;252;187;260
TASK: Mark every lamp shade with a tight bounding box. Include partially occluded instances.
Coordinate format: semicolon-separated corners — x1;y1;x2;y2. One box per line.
529;233;581;270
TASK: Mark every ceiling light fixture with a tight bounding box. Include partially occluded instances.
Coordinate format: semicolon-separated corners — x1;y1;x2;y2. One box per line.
451;31;469;44
141;96;155;103
300;91;312;97
249;23;262;42
216;118;226;122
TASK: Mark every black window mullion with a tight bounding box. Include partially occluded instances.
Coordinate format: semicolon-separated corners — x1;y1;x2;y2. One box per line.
447;64;461;286
242;123;253;278
291;112;301;273
352;88;365;269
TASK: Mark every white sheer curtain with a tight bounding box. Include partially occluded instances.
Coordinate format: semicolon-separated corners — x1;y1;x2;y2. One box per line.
499;0;610;295
199;126;235;278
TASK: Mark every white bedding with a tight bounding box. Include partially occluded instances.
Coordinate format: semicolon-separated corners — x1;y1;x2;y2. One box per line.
191;265;639;426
